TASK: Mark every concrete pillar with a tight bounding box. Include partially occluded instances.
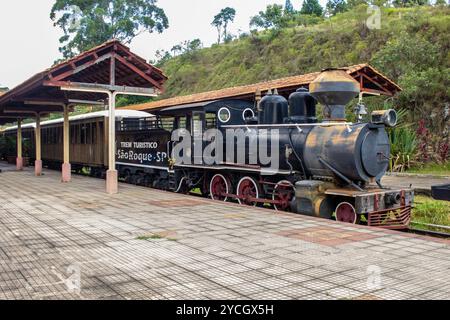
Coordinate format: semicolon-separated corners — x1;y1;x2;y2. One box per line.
106;93;118;194
62;105;71;182
16;118;23;170
35;113;42;176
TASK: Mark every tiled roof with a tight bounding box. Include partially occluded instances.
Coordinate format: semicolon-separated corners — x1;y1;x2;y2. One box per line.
123;64;401;112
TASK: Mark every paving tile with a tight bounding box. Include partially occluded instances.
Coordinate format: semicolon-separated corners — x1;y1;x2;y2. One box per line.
0;166;448;300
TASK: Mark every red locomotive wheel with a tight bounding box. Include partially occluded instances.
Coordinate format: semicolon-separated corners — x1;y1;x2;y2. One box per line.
210;174;231;201
336;202;357;224
237;177;260;206
272;180;295;211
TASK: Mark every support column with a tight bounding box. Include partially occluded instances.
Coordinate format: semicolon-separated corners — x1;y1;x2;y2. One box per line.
35;113;42;176
16;119;23;170
106;93;118;194
106;55;118;194
62;105;71;182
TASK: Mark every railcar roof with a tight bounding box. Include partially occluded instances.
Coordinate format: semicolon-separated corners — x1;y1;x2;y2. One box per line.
2;110;152;132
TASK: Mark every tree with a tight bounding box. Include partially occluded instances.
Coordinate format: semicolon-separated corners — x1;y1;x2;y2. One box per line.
250;4;285;30
152;49;172;66
392;0;429;6
326;0;348;16
211;7;236;44
285;0;295;14
170;44;182;56
346;0;368;8
185;39;203;52
50;0;169;58
300;0;324;16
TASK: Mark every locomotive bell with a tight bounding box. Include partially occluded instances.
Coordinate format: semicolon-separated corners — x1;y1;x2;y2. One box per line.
309;69;360;122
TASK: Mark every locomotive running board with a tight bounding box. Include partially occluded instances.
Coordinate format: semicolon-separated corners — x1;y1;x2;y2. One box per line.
116;161;297;175
175;163;296;175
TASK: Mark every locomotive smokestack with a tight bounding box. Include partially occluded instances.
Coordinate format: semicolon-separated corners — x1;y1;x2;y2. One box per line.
309;69;360;122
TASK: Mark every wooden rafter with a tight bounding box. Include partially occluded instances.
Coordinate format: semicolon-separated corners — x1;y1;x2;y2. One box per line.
114;54;163;91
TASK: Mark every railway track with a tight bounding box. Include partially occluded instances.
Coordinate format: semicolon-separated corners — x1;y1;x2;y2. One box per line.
404;227;450;239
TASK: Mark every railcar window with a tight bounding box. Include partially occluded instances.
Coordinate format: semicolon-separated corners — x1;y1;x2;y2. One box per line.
75;124;81;144
205;113;217;129
53;128;57;144
192;113;203;138
160;117;175;131
98;122;105;143
86;123;92;144
218;107;231;123
70;126;75;144
81;124;86;144
243;108;255;121
49;128;53;144
178;116;187;129
92;123;97;144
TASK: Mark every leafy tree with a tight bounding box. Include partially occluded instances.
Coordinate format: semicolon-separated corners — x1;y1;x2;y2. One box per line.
300;0;324;16
152;49;172;67
326;0;348;16
392;0;429;6
185;39;203;52
285;0;295;14
170;44;183;56
50;0;169;58
434;0;447;5
250;4;285;30
346;0;368;8
371;32;440;80
211;7;236;44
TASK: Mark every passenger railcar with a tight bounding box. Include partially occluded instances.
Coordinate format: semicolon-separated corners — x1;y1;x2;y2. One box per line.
1;110;150;175
1;123;36;165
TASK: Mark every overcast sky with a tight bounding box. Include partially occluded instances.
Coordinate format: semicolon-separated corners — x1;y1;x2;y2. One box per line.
0;0;327;89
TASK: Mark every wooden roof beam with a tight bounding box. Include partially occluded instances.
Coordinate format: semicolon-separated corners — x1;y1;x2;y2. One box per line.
44;80;160;96
114;54;163;91
51;53;113;81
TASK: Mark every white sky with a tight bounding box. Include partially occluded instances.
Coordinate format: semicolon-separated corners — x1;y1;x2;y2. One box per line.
0;0;327;89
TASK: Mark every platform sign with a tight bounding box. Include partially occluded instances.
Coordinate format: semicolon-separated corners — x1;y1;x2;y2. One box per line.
116;132;170;167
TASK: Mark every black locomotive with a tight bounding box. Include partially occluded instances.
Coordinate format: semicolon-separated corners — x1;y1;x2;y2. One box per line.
116;69;413;229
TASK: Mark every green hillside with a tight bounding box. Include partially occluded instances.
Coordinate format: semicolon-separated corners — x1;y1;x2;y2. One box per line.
156;5;448;124
142;4;448;170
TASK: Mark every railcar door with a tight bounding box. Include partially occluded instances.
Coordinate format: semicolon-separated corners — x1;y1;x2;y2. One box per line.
191;112;204;165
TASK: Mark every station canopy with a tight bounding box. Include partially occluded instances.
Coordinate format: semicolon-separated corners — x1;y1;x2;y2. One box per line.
123;64;401;113
0;40;167;125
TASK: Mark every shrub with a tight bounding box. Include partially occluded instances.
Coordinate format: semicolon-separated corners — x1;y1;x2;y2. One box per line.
389;125;418;172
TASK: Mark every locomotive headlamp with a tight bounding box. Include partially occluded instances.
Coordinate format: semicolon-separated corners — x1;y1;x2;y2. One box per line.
371;109;398;127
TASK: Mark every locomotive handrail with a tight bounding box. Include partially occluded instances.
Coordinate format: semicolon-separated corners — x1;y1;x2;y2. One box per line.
221;122;353;128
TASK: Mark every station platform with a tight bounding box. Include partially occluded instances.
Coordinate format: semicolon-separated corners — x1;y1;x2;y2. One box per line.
0;167;449;300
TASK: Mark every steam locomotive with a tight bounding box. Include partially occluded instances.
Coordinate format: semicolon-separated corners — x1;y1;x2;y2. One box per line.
116;69;413;229
0;69;413;229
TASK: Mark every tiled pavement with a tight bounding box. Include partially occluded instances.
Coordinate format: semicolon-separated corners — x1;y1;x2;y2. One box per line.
382;174;449;194
0;165;449;300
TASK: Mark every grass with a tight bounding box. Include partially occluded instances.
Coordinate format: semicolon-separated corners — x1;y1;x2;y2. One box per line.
136;232;178;242
411;195;450;232
407;162;450;176
136;234;164;241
